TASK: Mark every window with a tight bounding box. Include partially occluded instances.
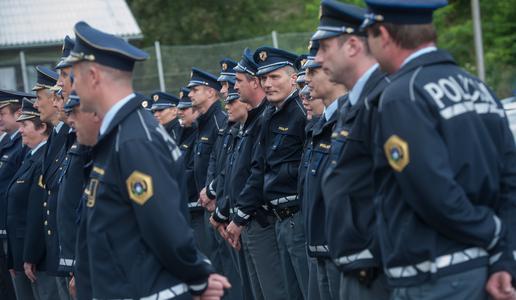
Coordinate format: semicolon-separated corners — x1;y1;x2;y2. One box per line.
0;67;16;90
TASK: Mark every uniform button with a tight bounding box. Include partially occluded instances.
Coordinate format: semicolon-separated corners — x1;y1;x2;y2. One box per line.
44;220;48;226
359;270;367;278
47;230;51;235
48;191;51;195
65;157;68;161
47;210;50;215
55;159;58;162
43;202;47;207
59;167;63;170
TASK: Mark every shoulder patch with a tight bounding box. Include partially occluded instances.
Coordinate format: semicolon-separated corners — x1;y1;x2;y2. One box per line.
384;135;409;172
126;171;153;205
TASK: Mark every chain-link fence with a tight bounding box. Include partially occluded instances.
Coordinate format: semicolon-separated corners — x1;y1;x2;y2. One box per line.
133;32;313;96
0;31;514;99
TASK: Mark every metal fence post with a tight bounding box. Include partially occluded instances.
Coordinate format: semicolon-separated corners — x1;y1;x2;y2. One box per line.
154;40;166;92
471;0;485;81
272;30;279;48
19;50;29;92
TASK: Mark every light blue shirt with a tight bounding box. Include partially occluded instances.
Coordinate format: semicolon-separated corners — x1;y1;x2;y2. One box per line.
10;129;20;140
54;121;64;133
323;98;339;121
31;140;47;155
348;64;379;106
100;93;135;135
400;46;437;68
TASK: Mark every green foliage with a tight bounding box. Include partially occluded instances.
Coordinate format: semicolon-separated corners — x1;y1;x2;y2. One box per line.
128;0;516;97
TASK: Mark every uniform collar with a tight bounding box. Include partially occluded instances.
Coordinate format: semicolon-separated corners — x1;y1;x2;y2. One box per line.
400;46;437;69
10;129;20;140
349;64;379;106
274;89;298;112
323;98;339;121
54;121;64;133
100;93;135;135
31;140;47;155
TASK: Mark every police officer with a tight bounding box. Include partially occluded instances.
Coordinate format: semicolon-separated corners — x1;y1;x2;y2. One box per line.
312;1;391;299
302;38;346;300
32;65;71;299
359;1;516;299
187;68;227;259
201;58;237;206
220;48;288;300
150;91;181;141
6;98;53;300
176;87;200;218
66;21;229;299
0;89;31;300
53;35;75;103
217;58;237;100
53;36;80;281
63;91;99;300
226;46;309;299
55;91;96;293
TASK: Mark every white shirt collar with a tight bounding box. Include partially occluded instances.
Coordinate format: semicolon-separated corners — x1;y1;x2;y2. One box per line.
348;64;379;106
323;98;339;121
31;140;47;155
400;46;437;68
100;93;135;135
10;129;20;140
54;121;64;133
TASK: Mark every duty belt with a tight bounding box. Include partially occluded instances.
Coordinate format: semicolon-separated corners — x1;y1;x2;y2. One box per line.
386;247;488;279
271;205;300;221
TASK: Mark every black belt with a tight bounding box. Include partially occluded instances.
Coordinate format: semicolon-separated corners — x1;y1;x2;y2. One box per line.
271;205;300;221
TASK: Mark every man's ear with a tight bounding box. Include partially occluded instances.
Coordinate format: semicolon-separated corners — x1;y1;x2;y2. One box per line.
379;25;392;49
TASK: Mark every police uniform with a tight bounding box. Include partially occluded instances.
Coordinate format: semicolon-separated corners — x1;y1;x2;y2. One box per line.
55;92;84;275
294;40;341;300
33;67;72;294
310;2;392;299
216;48;286;300
293;53;324;300
188;68;227;195
233;47;309;299
56;92;95;300
0;93;33;300
205;58;237;201
187;68;227;260
360;1;516;299
177;89;199;211
66;21;214;299
6;98;62;300
150;91;182;142
0;90;31;243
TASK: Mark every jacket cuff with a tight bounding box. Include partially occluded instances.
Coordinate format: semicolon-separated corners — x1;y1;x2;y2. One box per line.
233;208;251;226
206;181;217;200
